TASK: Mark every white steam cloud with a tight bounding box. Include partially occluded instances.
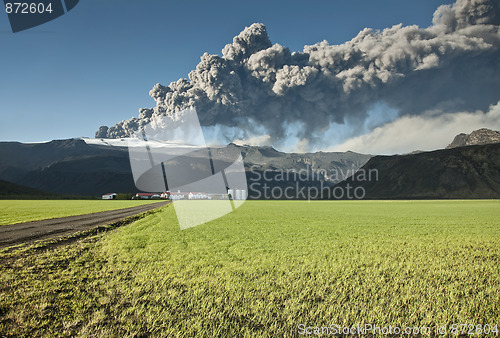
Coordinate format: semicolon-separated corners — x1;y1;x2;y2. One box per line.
96;0;500;153
331;100;500;154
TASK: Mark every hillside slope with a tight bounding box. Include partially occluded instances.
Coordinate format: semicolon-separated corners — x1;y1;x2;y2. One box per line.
0;179;60;199
0;139;370;197
332;143;500;199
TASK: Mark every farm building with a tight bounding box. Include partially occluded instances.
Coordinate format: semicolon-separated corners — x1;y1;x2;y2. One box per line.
134;193;161;199
131;191;230;201
169;192;187;200
188;192;211;200
227;189;247;200
102;193;117;200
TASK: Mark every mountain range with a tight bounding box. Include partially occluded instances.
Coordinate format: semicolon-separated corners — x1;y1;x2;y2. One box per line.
0;128;498;199
0;139;371;198
332;142;500;199
331;128;500;199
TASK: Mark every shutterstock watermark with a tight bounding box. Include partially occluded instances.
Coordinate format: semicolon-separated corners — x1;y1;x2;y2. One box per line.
128;107;248;230
298;323;432;335
127;108;378;227
297;323;499;335
4;0;80;33
248;165;378;200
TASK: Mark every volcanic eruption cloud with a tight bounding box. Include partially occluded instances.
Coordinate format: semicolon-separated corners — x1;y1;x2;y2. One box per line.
96;0;500;153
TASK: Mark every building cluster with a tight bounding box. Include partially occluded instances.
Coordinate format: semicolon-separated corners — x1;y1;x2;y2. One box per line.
102;189;247;200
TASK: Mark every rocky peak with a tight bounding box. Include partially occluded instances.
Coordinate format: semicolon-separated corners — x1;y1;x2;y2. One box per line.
446;128;500;149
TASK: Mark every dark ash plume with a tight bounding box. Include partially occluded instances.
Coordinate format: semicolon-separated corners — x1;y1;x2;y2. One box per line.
96;0;500;150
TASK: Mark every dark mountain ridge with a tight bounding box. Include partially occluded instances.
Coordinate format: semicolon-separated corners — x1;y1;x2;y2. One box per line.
0;139;371;197
0;179;61;199
332;143;500;199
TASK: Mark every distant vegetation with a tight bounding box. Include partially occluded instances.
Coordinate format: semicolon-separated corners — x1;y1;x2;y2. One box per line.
1;200;498;336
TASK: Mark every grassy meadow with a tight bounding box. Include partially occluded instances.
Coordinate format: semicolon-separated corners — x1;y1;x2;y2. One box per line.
0;200;499;336
0;199;165;225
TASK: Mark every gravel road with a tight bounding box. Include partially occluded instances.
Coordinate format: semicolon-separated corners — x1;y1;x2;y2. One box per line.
0;201;170;248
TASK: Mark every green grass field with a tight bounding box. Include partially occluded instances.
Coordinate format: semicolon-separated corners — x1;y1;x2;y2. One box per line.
0;200;165;225
0;200;499;336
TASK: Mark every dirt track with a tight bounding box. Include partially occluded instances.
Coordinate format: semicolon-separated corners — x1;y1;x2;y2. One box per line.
0;201;170;249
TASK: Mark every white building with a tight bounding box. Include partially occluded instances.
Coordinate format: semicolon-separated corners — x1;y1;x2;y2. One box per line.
102;193;117;200
228;189;246;200
188;192;211;200
169;192;187;200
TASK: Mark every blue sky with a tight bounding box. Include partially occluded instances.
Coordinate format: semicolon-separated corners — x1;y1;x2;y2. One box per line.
0;0;454;142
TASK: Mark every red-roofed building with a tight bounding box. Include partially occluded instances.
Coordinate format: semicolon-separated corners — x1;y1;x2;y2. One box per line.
102;193;117;200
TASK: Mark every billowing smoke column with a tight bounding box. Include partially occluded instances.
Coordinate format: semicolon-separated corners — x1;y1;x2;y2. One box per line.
96;0;500;149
